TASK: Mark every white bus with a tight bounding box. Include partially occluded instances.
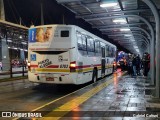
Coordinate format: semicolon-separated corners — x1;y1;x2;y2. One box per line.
28;25;116;85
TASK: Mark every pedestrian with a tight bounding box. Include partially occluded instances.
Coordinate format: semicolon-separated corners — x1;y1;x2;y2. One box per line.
0;62;2;71
142;53;150;76
127;56;133;76
132;55;137;76
136;54;141;75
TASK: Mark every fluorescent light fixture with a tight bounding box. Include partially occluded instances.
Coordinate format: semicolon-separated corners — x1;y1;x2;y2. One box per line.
14;48;18;50
20;49;23;51
100;0;118;8
7;40;12;42
130;39;135;41
21;42;27;44
25;49;28;51
113;18;127;23
100;2;118;7
124;34;132;37
134;46;138;49
120;28;130;31
8;47;10;48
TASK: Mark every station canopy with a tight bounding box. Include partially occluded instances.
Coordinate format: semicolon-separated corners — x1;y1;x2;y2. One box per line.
0;20;28;51
56;0;159;54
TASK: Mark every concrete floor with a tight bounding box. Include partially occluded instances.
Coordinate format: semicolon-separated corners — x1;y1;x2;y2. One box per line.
0;71;160;120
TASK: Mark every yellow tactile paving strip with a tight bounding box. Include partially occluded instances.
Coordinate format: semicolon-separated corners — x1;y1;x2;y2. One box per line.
40;72;125;120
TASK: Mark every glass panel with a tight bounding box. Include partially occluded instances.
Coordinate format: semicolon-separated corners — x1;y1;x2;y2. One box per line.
61;31;69;37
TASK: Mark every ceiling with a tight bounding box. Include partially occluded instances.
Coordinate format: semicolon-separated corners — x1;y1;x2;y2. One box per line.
56;0;158;55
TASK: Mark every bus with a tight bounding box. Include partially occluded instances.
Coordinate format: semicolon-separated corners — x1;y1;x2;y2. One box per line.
28;25;116;85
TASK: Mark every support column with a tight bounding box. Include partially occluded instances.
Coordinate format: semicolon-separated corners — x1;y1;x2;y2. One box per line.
20;50;25;60
0;0;10;71
0;0;5;20
142;0;160;98
1;39;10;71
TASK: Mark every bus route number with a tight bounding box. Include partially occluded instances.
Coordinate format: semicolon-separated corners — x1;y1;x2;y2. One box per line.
60;64;68;68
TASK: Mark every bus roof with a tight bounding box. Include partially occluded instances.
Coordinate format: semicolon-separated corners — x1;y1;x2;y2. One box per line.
29;24;116;48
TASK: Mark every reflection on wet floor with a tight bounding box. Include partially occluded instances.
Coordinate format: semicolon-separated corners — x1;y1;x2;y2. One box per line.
1;71;160;120
60;73;160;120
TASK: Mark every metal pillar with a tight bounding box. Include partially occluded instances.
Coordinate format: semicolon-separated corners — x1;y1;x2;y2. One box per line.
0;0;10;71
141;0;160;98
20;50;25;76
0;0;5;20
1;39;10;71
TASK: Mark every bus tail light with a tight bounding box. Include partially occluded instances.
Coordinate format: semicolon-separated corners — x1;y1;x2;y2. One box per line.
70;61;76;72
113;62;116;66
28;61;31;71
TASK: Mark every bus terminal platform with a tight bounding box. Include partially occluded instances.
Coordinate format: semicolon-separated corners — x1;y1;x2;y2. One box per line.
26;70;160;120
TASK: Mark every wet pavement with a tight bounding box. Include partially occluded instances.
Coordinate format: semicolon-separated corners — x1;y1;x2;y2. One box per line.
1;71;160;120
0;67;28;80
58;74;160;120
0;78;91;115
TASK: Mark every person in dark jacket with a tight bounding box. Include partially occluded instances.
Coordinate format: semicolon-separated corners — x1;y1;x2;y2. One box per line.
127;54;133;76
142;53;150;76
136;54;141;75
132;55;137;76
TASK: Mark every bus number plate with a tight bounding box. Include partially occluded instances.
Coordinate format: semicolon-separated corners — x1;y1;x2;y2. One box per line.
46;77;54;81
46;74;54;81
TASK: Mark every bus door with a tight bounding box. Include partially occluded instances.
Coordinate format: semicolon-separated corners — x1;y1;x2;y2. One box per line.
101;47;105;76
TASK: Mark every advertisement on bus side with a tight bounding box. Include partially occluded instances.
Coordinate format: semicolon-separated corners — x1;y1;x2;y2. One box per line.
28;27;54;49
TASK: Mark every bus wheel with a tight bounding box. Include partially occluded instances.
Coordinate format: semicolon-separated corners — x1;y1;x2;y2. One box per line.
92;69;97;83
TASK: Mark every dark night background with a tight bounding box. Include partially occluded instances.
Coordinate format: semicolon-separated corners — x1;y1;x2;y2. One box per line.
3;0;129;52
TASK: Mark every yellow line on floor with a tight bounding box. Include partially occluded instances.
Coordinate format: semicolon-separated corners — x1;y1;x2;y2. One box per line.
41;72;126;120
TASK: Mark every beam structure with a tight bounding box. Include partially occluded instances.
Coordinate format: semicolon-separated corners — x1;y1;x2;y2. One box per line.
76;9;150;18
93;23;145;29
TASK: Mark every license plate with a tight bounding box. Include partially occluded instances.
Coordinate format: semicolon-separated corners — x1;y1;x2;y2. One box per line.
46;74;54;81
46;77;54;81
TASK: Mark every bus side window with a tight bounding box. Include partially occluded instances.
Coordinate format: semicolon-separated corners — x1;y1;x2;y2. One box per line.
95;40;101;56
87;36;94;56
112;47;114;57
110;47;112;57
81;34;87;55
114;48;116;57
77;31;83;50
106;45;109;57
61;30;69;37
95;41;99;56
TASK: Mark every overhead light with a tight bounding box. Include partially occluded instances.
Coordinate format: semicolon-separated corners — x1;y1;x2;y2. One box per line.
7;40;12;42
100;0;118;8
113;18;127;23
120;28;130;31
134;46;138;49
8;47;10;48
19;35;22;39
130;39;135;41
124;34;132;37
25;49;28;51
14;48;18;50
21;42;27;44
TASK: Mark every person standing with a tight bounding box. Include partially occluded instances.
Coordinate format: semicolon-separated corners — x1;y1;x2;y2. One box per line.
0;62;2;71
127;56;133;76
142;53;150;76
132;55;137;76
136;54;141;75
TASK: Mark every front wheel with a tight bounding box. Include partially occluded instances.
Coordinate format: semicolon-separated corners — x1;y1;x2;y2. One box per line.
92;69;97;83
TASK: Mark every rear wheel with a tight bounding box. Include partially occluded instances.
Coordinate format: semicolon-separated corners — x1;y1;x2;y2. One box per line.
92;69;97;83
